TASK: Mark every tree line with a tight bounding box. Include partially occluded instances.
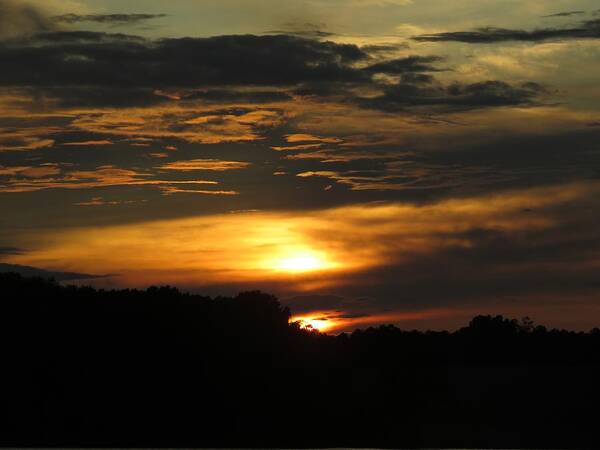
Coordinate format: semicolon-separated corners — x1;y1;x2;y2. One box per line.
1;272;598;448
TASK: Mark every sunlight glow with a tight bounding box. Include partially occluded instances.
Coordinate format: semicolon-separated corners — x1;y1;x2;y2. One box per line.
276;253;325;273
293;316;332;332
265;245;343;275
6;184;579;290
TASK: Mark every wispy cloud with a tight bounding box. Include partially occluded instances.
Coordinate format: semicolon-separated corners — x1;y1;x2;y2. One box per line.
157;159;250;172
53;13;167;25
62;140;113;146
414;19;600;43
0;165;220;193
542;11;586;18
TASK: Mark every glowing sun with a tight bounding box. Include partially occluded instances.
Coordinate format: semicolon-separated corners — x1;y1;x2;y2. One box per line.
272;250;334;273
278;254;322;272
293;316;331;332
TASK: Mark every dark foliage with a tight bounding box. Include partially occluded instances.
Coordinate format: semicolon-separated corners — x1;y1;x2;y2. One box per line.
1;273;599;448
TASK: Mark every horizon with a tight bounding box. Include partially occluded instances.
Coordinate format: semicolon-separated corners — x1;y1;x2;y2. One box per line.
2;0;600;333
4;271;599;448
4;269;600;335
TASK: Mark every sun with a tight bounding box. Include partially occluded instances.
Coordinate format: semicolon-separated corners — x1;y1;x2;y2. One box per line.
278;254;322;272
293;316;331;332
272;250;334;273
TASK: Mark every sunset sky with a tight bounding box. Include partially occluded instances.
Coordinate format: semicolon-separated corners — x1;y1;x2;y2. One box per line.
1;0;600;332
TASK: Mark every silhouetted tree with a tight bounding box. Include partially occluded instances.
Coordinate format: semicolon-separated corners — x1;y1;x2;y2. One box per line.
0;273;598;449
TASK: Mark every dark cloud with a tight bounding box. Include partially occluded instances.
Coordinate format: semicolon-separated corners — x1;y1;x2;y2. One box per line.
284;294;347;313
266;30;335;39
283;294;374;317
363;55;444;74
542;11;586;18
0;30;444;90
359;80;547;112
315;187;600;320
53;13;167;25
0;32;369;88
0;246;25;255
182;89;293;103
360;43;409;53
0;25;552;114
332;312;371;319
32;86;169;108
265;22;335;39
0;31;455;108
414;19;600;43
0;263;109;281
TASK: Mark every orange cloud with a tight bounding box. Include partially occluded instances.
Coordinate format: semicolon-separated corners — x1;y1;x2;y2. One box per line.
8;181;592;289
62;140;113;146
160;187;239;196
285;134;342;144
271;143;323;151
74;197;148;206
0;164;61;178
158;159;250;171
69;105;291;145
0;165;220;193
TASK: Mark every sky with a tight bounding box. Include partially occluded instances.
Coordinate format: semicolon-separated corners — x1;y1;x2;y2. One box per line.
1;0;600;332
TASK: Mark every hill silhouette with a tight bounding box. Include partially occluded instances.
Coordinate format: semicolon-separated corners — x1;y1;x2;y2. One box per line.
0;272;598;448
0;263;108;281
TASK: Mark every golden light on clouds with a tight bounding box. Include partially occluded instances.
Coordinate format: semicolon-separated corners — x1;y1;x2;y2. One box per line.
66;103;292;145
1;0;600;337
292;315;333;332
268;249;337;273
6;181;593;292
290;308;466;334
157;159;250;172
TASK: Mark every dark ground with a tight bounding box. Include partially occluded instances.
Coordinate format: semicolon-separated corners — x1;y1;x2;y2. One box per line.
1;273;599;448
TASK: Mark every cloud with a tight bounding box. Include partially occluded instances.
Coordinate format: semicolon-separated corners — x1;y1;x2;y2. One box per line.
0;165;223;193
297;170;412;191
0;30;447;112
0;32;369;88
67;106;289;145
181;89;293;104
0;246;25;255
160;187;239;196
359;80;547;112
0;262;107;281
157;159;250;172
0;0;57;40
74;196;148;206
0;119;56;151
272;143;324;151
0;28;552;121
10;181;600;330
0;163;60;177
62;140;113;146
542;11;586;18
283;294;370;316
285;134;342;143
360;43;409;53
285;149;405;162
53;13;167;25
265;21;335;40
414;19;600;43
271;134;342;151
363;55;444;74
32;86;168;108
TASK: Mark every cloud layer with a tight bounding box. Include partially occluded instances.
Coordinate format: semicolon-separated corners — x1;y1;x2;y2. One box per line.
2;0;600;331
415;19;600;43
